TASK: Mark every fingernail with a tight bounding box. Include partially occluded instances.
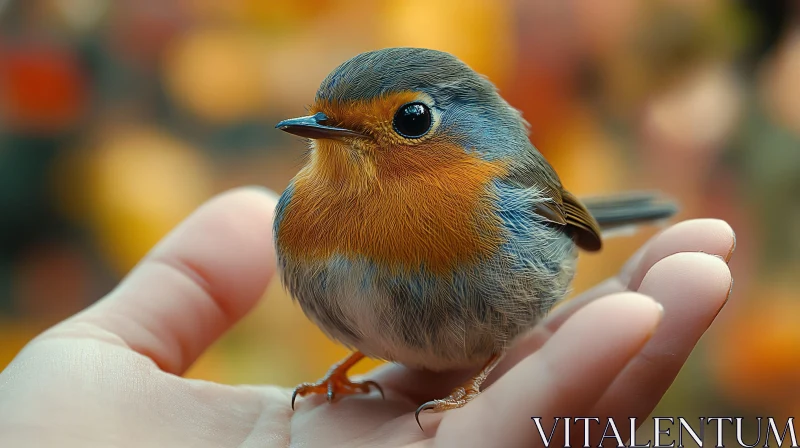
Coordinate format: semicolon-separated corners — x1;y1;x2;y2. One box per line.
724;228;737;263
714;276;734;319
724;276;734;305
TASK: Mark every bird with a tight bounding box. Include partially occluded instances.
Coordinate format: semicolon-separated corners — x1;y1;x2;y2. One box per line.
273;47;677;428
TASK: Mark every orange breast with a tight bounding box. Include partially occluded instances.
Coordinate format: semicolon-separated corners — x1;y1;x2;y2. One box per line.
277;143;507;274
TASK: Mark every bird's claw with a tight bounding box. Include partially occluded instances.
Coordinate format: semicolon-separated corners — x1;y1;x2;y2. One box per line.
291;388;301;410
364;380;385;399
291;377;384;410
415;401;437;430
413;386;478;431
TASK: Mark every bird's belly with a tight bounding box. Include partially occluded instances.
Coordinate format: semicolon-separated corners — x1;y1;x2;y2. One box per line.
279;250;575;372
286;260;496;371
308;284;492;371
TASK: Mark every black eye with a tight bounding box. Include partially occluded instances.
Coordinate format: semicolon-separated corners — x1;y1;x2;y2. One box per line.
392;102;432;139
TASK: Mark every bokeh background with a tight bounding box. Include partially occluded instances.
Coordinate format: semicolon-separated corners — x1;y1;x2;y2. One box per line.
0;0;798;440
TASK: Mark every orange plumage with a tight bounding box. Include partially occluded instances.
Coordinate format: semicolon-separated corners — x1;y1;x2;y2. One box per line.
277;93;507;274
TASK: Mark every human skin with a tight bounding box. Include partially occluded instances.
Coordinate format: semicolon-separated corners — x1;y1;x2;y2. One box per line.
0;187;735;447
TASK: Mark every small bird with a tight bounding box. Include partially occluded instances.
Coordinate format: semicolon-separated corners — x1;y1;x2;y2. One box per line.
273;47;676;427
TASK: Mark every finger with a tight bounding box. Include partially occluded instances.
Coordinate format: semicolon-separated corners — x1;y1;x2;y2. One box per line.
437;293;663;447
588;253;732;431
45;187;278;375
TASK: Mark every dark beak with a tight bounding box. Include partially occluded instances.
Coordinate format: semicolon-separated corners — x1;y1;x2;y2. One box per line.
275;112;363;139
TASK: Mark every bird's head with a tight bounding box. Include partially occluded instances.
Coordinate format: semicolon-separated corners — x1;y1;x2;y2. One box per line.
276;47;530;186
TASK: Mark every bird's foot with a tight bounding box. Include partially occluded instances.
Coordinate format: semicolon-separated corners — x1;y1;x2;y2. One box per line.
414;353;502;430
414;381;481;429
416;384;480;413
291;351;383;410
291;376;383;409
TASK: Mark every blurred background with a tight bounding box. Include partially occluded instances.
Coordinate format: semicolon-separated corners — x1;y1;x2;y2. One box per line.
0;0;798;440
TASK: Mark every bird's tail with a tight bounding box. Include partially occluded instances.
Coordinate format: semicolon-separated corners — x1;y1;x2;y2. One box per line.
582;191;679;238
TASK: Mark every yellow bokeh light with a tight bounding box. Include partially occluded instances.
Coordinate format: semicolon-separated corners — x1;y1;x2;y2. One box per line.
378;0;516;89
84;127;212;274
163;27;266;123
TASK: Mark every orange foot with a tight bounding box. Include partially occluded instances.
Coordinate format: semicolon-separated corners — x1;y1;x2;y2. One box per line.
291;351;384;410
415;353;502;430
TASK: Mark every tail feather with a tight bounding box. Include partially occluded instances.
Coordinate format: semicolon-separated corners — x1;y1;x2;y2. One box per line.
582;191;679;231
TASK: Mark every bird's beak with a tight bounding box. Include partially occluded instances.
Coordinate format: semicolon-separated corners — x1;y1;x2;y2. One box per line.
275;112;364;139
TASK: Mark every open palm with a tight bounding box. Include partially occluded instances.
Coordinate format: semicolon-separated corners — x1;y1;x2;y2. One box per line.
0;188;734;447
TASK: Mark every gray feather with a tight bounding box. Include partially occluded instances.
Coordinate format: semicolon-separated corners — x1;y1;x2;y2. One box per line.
582;191;679;230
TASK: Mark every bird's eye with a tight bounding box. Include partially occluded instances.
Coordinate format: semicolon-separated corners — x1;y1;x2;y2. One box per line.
392;102;432;139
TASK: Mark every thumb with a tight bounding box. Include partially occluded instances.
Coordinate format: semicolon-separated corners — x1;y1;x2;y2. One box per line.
44;187;278;375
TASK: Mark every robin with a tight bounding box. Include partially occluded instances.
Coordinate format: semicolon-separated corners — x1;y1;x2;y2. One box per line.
273;47;676;427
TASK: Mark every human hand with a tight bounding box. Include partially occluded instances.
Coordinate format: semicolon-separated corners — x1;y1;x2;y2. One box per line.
0;187;734;447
